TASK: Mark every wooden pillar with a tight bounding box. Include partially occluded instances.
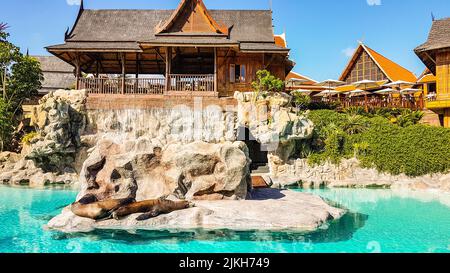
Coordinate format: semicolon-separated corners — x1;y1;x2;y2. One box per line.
121;53;126;95
75;53;81;90
444;109;450;128
135;53;140;92
214;47;218;95
165;47;172;93
364;95;368;112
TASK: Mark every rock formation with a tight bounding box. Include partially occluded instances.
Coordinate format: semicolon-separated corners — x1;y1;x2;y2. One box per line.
0;90;88;186
270;158;450;192
76;139;251;202
47;188;345;233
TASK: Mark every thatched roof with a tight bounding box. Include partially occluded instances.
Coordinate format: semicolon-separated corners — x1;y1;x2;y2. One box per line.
415;18;450;53
415;18;450;74
47;8;288;53
33;56;76;94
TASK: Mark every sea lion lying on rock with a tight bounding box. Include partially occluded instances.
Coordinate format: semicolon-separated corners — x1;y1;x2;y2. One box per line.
112;199;194;221
70;194;135;220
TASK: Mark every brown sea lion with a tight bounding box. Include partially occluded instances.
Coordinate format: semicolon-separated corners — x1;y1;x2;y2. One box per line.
112;199;194;221
70;194;135;220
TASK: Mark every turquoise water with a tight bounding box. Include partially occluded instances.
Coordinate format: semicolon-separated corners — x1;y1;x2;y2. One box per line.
0;185;449;253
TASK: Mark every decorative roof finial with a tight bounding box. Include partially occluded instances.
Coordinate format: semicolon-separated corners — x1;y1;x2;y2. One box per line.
26;48;29;57
80;0;84;11
431;12;435;21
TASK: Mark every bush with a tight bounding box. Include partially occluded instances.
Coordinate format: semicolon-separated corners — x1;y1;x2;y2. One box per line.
21;131;38;145
306;109;450;177
0;98;14;152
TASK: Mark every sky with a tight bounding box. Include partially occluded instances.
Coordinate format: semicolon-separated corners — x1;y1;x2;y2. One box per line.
1;0;449;81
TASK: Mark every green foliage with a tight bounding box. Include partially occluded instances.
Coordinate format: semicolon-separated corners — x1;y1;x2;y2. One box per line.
0;98;14;152
291;92;311;111
343;106;366;116
393;110;424;127
0;25;43;112
306;109;450;177
251;70;284;93
21;131;38;145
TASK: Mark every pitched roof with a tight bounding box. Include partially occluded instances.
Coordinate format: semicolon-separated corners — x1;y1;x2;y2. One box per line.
286;72;317;84
415;18;450;53
47;3;287;53
417;69;436;83
414;18;450;74
32;56;76;94
33;56;74;72
155;0;229;35
339;43;417;83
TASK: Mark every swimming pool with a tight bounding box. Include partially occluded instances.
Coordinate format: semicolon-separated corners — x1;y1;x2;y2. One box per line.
0;185;449;253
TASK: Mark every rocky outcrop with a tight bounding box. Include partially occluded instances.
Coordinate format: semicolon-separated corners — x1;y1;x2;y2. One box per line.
47;188;345;233
1;90;88;187
76;140;251;202
270;158;450;192
26;90;87;173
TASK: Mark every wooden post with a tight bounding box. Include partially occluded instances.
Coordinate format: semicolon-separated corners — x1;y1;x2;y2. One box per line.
75;53;81;90
135;53;140;93
121;53;126;95
364;95;368;112
214;47;218;96
165;47;172;94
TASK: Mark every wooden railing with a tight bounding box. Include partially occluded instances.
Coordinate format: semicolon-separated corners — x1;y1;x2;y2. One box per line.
427;93;450;102
168;74;215;92
313;96;424;110
79;75;215;95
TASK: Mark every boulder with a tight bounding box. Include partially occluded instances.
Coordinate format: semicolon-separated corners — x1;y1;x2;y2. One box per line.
76;140;252;202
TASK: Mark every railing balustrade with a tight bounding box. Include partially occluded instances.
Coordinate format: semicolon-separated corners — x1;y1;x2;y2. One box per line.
79;74;215;95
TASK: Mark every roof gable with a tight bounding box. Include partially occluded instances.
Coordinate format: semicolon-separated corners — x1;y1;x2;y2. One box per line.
340;43;417;83
155;0;228;36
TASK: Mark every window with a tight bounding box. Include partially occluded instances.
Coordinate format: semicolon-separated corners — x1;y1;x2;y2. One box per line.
230;64;246;83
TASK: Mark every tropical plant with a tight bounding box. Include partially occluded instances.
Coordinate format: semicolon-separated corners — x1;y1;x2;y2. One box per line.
343;106;366;116
342;114;369;135
291;92;311;111
393;110;424;127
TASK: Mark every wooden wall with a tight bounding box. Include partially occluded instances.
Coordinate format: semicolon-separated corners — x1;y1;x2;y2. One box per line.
216;49;287;97
436;51;450;95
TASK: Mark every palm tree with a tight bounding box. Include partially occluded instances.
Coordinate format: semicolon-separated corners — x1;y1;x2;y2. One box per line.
0;22;8;32
342;115;369;135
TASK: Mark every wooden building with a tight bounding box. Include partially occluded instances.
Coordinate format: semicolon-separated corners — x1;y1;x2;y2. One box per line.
33;56;76;95
415;18;450;127
339;42;417;86
46;0;293;100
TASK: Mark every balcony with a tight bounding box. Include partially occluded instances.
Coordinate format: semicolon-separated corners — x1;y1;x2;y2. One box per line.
426;93;450;109
79;74;217;98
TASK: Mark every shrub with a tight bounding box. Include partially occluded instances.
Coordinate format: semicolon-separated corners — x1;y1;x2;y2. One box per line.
291;92;311;111
305;109;450;177
21;131;38;145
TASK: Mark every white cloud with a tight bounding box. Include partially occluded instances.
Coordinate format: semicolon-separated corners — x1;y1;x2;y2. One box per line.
66;0;81;6
342;47;356;57
367;0;382;6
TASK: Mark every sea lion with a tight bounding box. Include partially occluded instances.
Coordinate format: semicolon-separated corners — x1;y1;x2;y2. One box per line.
70;194;135;220
112;199;194;221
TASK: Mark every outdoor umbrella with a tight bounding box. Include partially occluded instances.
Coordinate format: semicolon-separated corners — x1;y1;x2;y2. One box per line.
314;79;345;90
291;89;314;95
314;89;339;97
374;88;400;95
353;79;381;90
384;80;415;89
400;88;422;94
286;78;309;89
348;89;372;97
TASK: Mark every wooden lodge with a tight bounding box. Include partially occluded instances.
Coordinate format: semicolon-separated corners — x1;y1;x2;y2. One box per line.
415;18;450;127
46;0;293;101
308;42;424;110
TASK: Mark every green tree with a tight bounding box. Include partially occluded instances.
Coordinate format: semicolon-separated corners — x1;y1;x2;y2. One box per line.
0;98;14;152
251;70;284;94
0;22;43;113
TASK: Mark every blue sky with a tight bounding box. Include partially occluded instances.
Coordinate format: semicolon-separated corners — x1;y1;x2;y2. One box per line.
2;0;449;80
